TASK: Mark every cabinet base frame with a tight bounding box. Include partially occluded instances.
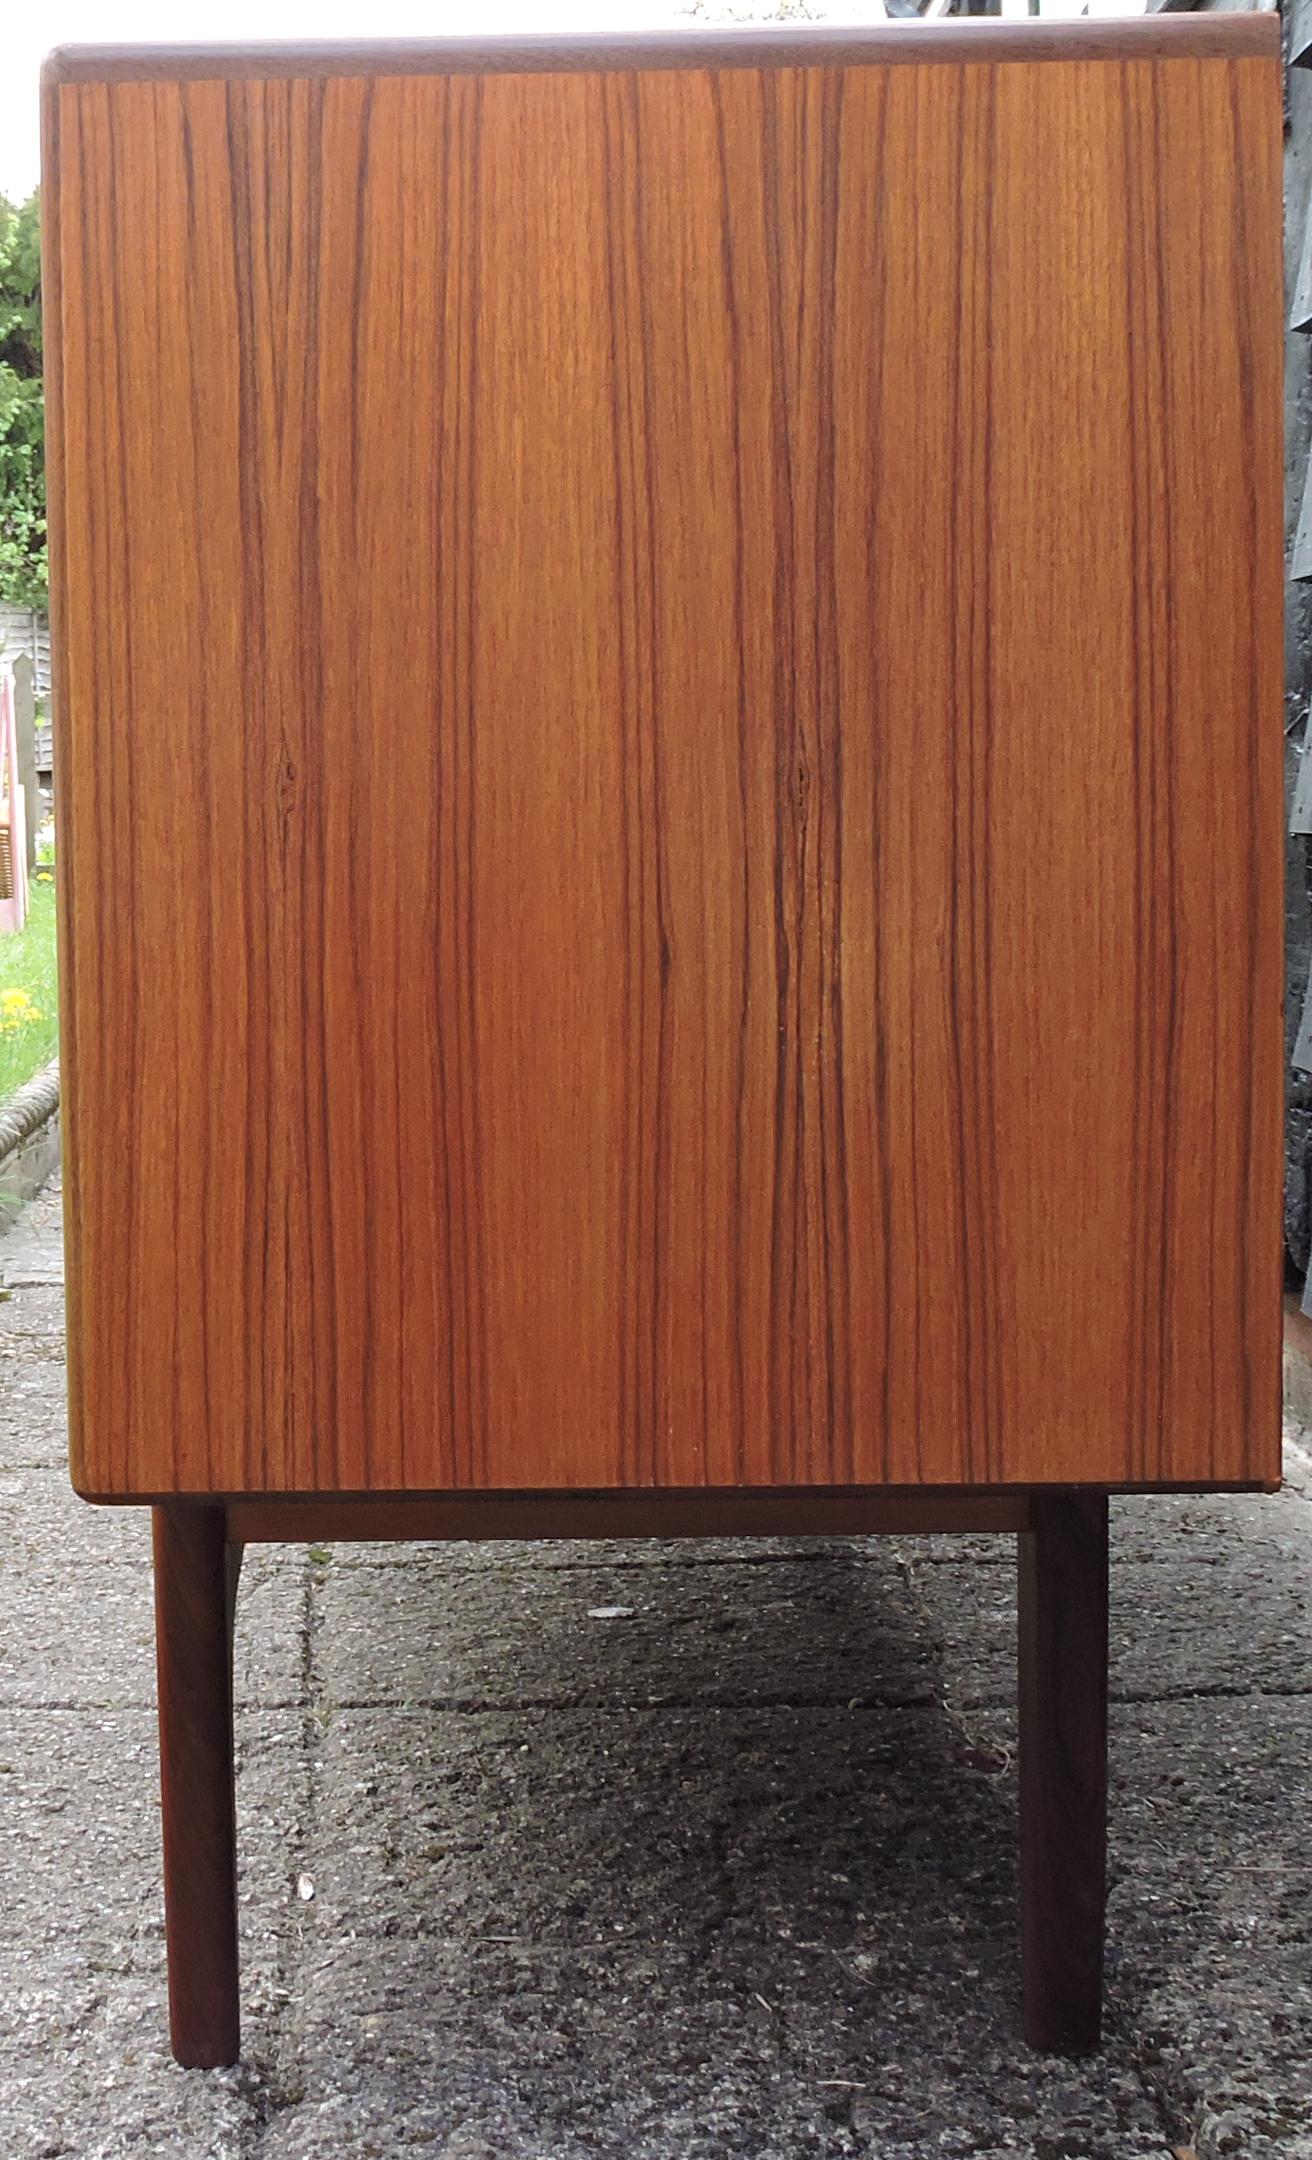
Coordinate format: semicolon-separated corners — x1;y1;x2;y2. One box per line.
152;1488;1109;2069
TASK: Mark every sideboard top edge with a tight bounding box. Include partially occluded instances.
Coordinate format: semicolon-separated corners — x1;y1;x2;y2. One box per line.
42;12;1279;90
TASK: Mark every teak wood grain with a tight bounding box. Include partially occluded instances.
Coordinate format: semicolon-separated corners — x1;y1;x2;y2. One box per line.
44;21;1284;1500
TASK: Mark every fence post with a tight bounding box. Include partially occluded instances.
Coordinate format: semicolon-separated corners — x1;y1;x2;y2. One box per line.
13;655;37;877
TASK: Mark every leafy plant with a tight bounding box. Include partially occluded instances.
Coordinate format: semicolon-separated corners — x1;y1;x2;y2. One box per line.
0;192;45;612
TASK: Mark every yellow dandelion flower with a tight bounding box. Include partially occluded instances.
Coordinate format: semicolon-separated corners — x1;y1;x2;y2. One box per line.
0;989;42;1030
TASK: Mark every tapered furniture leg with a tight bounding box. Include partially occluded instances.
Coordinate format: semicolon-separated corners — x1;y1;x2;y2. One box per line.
152;1505;242;2068
1017;1492;1109;2053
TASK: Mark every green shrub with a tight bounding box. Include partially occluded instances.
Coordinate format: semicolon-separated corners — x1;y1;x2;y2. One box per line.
0;192;44;612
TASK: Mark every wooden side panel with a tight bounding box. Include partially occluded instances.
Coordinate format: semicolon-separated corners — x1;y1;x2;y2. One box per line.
47;50;1284;1497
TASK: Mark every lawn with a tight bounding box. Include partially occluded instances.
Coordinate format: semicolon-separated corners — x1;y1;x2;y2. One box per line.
0;875;58;1100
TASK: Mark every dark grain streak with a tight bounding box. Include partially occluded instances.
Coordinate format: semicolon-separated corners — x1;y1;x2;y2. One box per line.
181;96;218;1490
1151;72;1181;1488
710;74;752;1489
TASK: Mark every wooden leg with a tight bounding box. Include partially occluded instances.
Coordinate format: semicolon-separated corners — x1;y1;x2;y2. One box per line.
153;1505;242;2067
1017;1492;1109;2053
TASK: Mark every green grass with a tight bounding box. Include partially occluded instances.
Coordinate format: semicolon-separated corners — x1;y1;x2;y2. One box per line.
0;876;59;1101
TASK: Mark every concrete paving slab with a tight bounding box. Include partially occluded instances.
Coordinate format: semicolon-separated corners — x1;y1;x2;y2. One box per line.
315;1548;942;1711
0;1552;304;1710
0;1463;149;1567
0;1384;69;1470
298;1703;1014;1952
0;1709;165;1968
261;1935;1174;2160
1;1564;159;1709
0;1705;305;2160
231;1559;314;1709
0;1708;306;1973
906;1543;1312;1707
0;1284;69;1354
1109;1698;1312;1888
0;1952;268;2160
0;1181;66;1281
1126;1962;1312;2160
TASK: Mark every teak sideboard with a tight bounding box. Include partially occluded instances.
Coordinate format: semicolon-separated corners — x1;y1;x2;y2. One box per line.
42;13;1283;2070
